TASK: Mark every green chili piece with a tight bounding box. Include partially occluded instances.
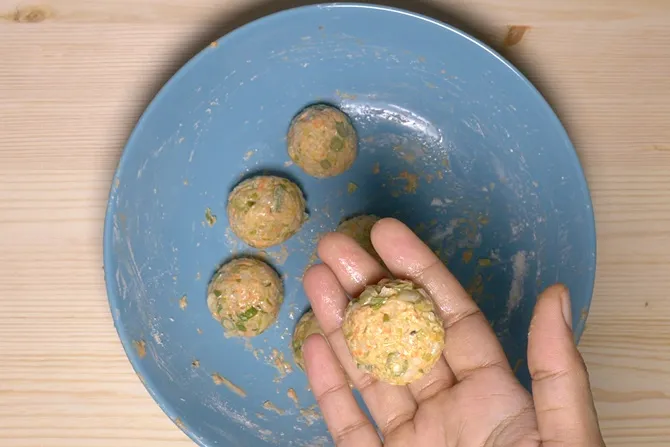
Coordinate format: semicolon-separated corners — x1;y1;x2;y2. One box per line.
205;208;216;226
369;297;386;310
239;306;259;321
272;185;286;212
335;121;349;138
386;352;409;377
330;136;344;152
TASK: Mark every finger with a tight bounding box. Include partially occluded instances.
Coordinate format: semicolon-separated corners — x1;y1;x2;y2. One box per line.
304;334;382;447
371;218;510;381
406;356;454;403
303;264;349;333
303;264;417;437
528;285;605;447
317;232;388;297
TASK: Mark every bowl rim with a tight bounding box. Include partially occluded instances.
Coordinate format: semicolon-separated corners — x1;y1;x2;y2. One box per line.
103;3;597;445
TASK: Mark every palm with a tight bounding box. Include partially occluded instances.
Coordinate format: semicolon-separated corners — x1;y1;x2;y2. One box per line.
301;219;603;447
399;368;537;447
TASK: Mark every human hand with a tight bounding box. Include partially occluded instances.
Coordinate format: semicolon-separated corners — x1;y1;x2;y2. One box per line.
302;218;605;447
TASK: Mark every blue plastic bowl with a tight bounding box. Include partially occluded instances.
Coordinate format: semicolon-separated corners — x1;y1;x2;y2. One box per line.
104;4;596;446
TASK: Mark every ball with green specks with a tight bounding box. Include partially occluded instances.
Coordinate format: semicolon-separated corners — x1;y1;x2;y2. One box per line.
343;279;445;385
287;104;357;178
207;257;283;338
227;175;307;249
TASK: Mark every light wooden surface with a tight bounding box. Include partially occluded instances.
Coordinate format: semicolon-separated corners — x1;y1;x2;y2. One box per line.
1;0;669;445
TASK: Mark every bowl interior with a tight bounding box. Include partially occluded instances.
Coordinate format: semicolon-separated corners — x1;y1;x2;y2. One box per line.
104;4;595;446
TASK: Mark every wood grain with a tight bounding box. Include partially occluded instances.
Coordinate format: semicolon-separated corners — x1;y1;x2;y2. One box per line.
1;0;670;445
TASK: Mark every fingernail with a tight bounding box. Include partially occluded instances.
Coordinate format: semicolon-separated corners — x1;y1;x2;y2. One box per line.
560;287;573;329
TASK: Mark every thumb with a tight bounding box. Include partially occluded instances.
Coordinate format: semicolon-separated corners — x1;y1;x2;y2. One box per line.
527;284;605;447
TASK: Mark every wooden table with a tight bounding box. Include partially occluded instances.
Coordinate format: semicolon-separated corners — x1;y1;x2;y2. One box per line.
1;0;669;445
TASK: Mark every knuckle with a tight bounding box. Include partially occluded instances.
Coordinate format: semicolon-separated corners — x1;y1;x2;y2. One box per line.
332;419;371;444
353;372;377;393
381;411;415;437
415;377;451;402
314;381;349;404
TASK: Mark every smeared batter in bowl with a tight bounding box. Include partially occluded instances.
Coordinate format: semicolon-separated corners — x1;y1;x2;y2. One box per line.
227;175;307;248
207;257;283;337
336;214;381;262
342;279;445;385
287;104;357;178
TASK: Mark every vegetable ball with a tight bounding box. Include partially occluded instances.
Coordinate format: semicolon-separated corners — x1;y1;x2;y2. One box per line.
342;279;445;385
207;257;283;337
287;104;357;178
336;215;382;262
227;175;307;248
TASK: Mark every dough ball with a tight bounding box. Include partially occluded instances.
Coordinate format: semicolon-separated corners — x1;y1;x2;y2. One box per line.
292;310;354;387
287;104;357;178
291;310;322;372
227;175;307;248
342;279;445;385
207;257;283;337
337;215;381;262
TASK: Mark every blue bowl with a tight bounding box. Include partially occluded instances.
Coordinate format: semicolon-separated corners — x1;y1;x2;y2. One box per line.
104;4;596;446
